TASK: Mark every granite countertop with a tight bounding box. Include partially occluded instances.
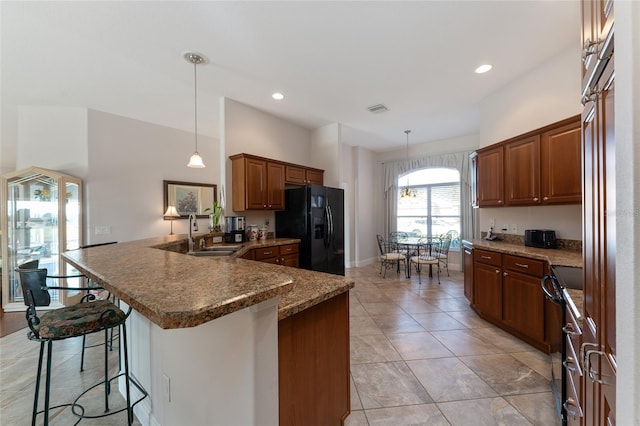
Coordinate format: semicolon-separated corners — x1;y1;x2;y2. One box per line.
462;239;582;268
62;235;354;329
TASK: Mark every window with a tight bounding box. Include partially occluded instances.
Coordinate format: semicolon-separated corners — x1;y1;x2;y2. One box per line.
397;168;460;249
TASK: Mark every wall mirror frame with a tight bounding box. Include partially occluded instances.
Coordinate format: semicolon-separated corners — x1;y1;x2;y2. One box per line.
163;180;217;219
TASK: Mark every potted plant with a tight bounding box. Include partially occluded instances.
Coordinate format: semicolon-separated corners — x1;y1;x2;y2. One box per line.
204;201;223;232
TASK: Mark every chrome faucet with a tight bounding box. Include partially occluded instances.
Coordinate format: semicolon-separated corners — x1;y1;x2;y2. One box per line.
188;214;198;253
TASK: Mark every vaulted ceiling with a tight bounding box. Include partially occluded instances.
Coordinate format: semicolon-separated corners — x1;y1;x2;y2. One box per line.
1;1;580;152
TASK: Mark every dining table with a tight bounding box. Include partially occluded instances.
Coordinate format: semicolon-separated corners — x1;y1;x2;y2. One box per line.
392;236;441;278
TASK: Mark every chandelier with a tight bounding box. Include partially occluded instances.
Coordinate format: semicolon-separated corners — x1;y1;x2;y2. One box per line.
401;130;417;198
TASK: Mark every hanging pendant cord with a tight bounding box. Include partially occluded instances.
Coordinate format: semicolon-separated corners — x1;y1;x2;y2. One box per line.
193;58;199;154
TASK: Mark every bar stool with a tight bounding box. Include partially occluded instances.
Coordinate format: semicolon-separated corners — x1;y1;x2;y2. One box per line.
16;265;147;425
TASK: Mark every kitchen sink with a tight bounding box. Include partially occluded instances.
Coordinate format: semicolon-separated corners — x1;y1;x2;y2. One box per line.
188;244;244;257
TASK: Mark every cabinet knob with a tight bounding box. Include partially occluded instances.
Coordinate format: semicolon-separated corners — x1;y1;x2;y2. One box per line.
495;269;500;274
543;196;549;201
533;197;539;202
498;200;503;204
503;272;508;276
263;204;267;208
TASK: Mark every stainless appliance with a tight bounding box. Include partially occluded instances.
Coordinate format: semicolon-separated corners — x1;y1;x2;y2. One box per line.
275;185;344;276
225;216;246;242
541;265;583;426
525;229;557;248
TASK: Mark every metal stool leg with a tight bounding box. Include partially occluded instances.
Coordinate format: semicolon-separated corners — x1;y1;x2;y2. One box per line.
122;321;133;425
32;342;45;426
44;340;53;426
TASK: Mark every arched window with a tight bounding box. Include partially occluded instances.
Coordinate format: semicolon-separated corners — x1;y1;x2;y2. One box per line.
397;168;460;248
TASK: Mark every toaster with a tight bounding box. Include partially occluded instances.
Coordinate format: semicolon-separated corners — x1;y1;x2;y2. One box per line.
524;229;557;249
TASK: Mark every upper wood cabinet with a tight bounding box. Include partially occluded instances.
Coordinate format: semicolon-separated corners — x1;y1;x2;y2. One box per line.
231;153;324;211
472;115;581;208
541;121;582;204
472;146;504;207
504;135;541;206
231;154;285;211
285;165;324;186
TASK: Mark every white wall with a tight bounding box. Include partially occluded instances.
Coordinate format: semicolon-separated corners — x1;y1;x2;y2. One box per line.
16;106;89;178
311;123;341;187
614;2;640;423
477;45;583;240
222;98;313;228
377;133;479;163
87;110;219;243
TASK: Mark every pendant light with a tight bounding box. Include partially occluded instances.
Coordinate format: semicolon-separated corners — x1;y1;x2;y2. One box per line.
401;130;417;198
185;52;207;168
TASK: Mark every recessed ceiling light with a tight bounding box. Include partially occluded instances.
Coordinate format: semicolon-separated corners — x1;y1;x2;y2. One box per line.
475;64;493;74
272;92;285;101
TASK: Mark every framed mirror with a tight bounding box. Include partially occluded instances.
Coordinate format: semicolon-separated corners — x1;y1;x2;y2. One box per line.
163;180;217;219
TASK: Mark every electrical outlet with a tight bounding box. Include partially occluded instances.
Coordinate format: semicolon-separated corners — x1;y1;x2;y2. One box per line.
163;373;171;402
212;236;223;243
510;224;518;234
95;225;111;235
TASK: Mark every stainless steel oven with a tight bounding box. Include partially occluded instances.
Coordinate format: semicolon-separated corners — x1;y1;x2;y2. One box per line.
541;265;583;426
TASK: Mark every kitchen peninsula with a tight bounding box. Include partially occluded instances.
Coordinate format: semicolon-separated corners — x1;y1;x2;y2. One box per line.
62;235;354;426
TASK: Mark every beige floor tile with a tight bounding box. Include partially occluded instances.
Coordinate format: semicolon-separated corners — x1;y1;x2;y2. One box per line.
351;334;402;365
437;397;533;426
386;332;453;360
364;403;450;425
430;329;503;356
471;326;538;353
407;357;498;402
345;410;369;426
361;302;406;316
514;350;554;381
350;316;384;336
370;314;426;334
351;374;363;411
505;392;562;426
351;361;432;409
409;312;467;331
459;354;551;396
445;310;494;329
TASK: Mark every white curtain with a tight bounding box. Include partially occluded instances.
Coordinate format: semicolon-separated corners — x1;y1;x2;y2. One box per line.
382;151;477;241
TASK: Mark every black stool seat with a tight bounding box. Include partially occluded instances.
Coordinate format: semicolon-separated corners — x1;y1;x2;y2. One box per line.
35;300;126;340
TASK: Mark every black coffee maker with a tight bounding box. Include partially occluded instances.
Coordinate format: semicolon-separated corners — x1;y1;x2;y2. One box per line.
225;216;246;243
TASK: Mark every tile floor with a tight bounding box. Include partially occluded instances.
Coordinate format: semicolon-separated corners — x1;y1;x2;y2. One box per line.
344;263;560;426
0;262;560;425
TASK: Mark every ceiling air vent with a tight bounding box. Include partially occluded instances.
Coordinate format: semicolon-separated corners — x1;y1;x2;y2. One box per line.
367;104;389;114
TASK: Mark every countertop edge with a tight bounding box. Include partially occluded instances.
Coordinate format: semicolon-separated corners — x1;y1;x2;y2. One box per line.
461;239;582;268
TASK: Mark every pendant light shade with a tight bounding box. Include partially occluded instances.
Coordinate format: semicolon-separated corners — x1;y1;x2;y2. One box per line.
185;52;207;168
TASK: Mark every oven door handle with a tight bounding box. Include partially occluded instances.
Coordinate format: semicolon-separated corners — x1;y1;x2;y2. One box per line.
541;274;563;304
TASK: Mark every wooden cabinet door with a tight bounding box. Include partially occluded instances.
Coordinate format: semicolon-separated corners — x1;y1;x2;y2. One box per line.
475;147;504;207
463;247;474;303
473;262;502;321
504;135;540;206
502;270;544;342
306;169;324;185
246;158;268;209
541;120;582;204
285;165;306;185
267;162;285;210
581;56;616;426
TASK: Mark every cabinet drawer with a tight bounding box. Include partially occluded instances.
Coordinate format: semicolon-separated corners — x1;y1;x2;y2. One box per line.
503;255;544;277
279;244;299;255
285;166;306;184
255;247;279;261
475;249;502;267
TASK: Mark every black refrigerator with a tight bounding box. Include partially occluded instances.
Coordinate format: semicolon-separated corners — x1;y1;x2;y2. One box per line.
275;185;345;276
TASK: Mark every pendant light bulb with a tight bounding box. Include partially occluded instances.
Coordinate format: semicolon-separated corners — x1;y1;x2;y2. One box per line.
185;52;208;168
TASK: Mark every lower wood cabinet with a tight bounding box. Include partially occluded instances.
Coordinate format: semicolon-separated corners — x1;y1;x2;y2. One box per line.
242;243;300;268
471;248;551;352
463;245;474;303
278;292;350;425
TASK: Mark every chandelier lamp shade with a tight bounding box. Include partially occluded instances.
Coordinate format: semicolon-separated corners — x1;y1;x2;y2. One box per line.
401;130;417;198
185;52;207;168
